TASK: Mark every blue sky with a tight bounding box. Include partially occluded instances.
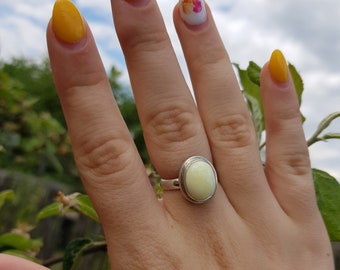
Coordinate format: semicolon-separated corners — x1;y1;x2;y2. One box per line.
0;0;339;180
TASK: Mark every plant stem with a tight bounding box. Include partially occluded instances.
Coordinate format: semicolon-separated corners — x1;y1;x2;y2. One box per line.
42;242;107;267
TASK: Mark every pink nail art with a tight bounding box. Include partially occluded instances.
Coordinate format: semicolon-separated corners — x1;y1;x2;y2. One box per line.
179;0;206;25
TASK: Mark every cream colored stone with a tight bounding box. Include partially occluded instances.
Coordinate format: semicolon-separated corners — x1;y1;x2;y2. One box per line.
185;160;216;201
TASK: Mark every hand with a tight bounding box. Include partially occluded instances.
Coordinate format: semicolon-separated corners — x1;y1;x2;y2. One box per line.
4;0;334;269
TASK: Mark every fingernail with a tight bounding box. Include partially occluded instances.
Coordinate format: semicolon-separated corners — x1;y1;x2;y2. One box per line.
52;0;86;43
179;0;207;26
269;49;289;83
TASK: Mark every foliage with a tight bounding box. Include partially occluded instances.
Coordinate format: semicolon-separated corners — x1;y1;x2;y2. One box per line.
234;61;306;144
0;190;43;263
0;59;75;183
0;189;14;208
108;67;149;163
0;189;104;267
0;58;339;269
36;192;99;223
313;169;340;241
0;58;149;185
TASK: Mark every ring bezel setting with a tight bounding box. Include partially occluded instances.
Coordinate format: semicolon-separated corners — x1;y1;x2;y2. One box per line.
161;156;218;204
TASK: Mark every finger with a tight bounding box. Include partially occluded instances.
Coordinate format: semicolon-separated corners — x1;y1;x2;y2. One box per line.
260;50;318;219
174;2;275;215
110;0;211;180
0;254;48;270
47;0;163;238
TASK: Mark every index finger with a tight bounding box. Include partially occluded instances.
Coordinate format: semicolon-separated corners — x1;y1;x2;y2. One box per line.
47;0;163;239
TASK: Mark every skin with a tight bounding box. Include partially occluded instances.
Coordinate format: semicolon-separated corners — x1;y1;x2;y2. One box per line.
1;0;334;269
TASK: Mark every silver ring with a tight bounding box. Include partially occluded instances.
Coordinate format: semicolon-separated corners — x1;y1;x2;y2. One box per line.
161;156;217;204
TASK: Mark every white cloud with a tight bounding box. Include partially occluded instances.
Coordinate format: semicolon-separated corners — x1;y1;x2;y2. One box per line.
10;1;54;24
0;16;47;60
0;0;53;60
77;0;111;13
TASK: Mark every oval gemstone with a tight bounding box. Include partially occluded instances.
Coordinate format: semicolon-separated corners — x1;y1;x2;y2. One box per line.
184;160;216;202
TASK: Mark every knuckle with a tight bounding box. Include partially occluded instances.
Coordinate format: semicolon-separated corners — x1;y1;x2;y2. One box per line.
145;103;198;147
285;148;311;177
122;240;181;270
210;113;255;149
267;145;311;178
269;107;302;130
188;35;229;67
193;47;229;71
278;106;301;121
76;133;133;183
119;26;169;55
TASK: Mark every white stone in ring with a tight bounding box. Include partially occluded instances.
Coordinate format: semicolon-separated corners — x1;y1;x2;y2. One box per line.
179;156;217;204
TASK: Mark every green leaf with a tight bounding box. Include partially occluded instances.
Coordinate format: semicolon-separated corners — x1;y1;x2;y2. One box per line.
36;193;99;222
247;61;261;86
0;233;33;250
313;169;340;241
307;112;340;146
316;112;340;136
0;190;15;209
245;94;264;144
74;195;99;223
288;64;304;106
45;140;64;174
235;61;307;141
36;202;62;221
322;132;340;140
235;63;264;144
288;64;305;122
63;238;92;270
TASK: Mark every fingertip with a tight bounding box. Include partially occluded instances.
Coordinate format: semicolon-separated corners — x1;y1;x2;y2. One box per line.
174;0;211;32
268;49;289;83
178;0;207;26
260;50;294;94
260;60;292;94
52;0;86;44
46;0;91;57
46;17;89;54
0;254;49;270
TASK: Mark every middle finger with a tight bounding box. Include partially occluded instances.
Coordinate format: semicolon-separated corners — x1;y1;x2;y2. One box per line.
111;0;211;180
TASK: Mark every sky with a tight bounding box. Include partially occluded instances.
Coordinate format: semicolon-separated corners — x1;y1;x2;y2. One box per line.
0;0;339;180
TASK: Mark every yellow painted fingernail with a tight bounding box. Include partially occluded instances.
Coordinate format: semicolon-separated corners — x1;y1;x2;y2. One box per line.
52;0;85;43
269;49;289;83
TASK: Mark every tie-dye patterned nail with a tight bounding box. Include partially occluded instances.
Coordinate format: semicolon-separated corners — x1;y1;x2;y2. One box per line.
179;0;206;25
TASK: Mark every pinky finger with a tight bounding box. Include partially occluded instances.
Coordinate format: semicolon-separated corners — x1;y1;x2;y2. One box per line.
260;50;318;220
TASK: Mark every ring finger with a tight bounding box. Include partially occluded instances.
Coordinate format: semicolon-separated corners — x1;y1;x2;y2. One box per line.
174;1;277;216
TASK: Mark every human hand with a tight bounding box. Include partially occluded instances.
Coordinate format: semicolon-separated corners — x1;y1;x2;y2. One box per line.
18;0;335;269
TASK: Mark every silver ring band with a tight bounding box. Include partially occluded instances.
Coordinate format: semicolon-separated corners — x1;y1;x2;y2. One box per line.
160;178;179;190
161;156;217;204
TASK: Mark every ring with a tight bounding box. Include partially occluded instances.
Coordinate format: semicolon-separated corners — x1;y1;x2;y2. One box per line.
161;156;217;204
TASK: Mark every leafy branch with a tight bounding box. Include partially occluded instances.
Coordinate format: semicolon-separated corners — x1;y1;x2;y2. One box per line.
307;112;340;146
43;239;107;269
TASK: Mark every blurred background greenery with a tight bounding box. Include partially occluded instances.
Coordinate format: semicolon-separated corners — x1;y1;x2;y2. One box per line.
0;58;148;184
